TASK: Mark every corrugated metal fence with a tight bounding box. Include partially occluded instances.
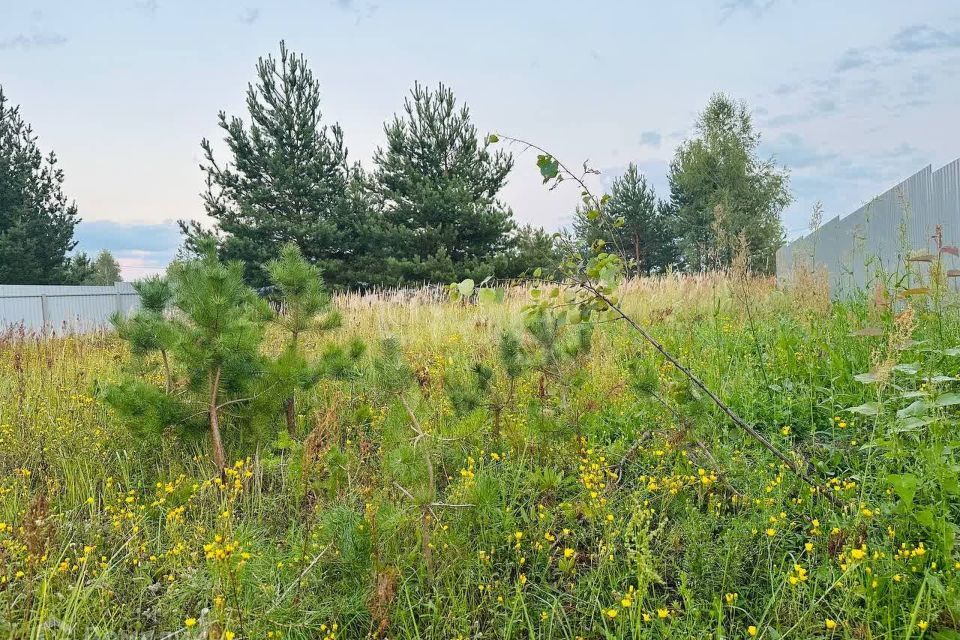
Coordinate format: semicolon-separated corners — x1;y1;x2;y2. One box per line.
776;158;960;296
0;283;140;335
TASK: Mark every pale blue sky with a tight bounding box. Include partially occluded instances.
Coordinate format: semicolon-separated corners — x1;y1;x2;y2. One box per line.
2;0;959;277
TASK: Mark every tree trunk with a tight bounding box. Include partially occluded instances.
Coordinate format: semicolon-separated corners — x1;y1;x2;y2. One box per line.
285;329;300;438
284;396;297;438
209;366;226;471
633;235;641;270
161;349;172;394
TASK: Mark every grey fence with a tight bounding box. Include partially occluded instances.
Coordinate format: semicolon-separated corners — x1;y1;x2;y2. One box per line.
0;282;140;335
776;157;960;296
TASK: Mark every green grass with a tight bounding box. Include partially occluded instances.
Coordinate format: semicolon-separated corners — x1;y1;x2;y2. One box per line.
0;273;958;639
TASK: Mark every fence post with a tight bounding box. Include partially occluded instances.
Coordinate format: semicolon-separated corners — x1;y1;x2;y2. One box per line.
40;294;50;336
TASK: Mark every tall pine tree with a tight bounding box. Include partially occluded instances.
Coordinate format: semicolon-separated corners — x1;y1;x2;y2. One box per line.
181;42;354;287
0;86;81;284
372;83;515;283
574;164;676;275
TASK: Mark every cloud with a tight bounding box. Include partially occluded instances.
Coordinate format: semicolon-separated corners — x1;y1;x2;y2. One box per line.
763;96;840;127
0;32;67;50
332;0;379;23
74;220;180;279
830;24;960;76
776;140;931;239
638;131;662;147
238;7;260;24
718;0;776;21
889;24;960;53
134;0;158;13
763;133;838;170
835;48;871;72
771;83;799;96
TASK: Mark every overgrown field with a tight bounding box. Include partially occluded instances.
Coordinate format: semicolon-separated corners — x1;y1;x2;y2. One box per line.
2;274;959;639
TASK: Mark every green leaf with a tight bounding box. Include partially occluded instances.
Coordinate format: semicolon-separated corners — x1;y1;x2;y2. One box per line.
893;363;919;375
457;279;475;298
586;209;600;221
486;133;499;144
533;267;543;278
936;392;960;407
536;154;560;183
847;402;880;416
886;473;918;507
854;372;880;384
890;416;936;433
477;288;504;306
897;399;934;418
915;508;935;528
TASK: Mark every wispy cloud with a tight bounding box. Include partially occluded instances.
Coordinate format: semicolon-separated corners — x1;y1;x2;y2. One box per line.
134;0;158;14
238;7;260;25
638;131;662;147
718;0;776;21
834;47;871;72
832;23;960;74
332;0;379;23
889;24;960;53
0;32;67;51
764;133;839;170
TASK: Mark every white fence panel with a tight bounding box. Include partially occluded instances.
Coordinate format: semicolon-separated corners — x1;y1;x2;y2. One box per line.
777;158;960;295
0;282;140;335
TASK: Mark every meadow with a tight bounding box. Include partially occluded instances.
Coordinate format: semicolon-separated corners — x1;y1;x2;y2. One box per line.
1;271;959;639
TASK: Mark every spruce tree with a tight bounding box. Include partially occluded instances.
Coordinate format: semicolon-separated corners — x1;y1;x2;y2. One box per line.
0;86;80;284
181;42;352;287
372;83;515;283
490;225;564;280
65;252;96;284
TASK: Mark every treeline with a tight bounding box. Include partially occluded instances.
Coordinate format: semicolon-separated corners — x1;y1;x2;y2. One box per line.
0;42;790;287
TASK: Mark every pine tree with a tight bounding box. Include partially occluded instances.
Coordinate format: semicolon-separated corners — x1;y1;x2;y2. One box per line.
65;252;96;284
104;240;271;470
111;276;176;392
574;164;676;274
0;86;80;284
265;243;342;437
181;42;352;287
372;83;515;283
490;224;564;280
445;329;526;438
667;94;789;273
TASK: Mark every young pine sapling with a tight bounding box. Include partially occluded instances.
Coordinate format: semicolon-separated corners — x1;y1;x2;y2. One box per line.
105;240;271;471
111;276;177;393
445;330;526;439
266;243;343;438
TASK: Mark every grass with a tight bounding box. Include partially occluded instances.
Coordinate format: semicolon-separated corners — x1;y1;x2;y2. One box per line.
1;272;958;639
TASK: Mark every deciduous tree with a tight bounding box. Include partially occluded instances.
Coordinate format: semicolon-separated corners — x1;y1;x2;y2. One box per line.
667;94;789;273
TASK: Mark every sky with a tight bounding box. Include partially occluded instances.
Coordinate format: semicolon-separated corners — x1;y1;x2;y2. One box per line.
2;0;959;279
